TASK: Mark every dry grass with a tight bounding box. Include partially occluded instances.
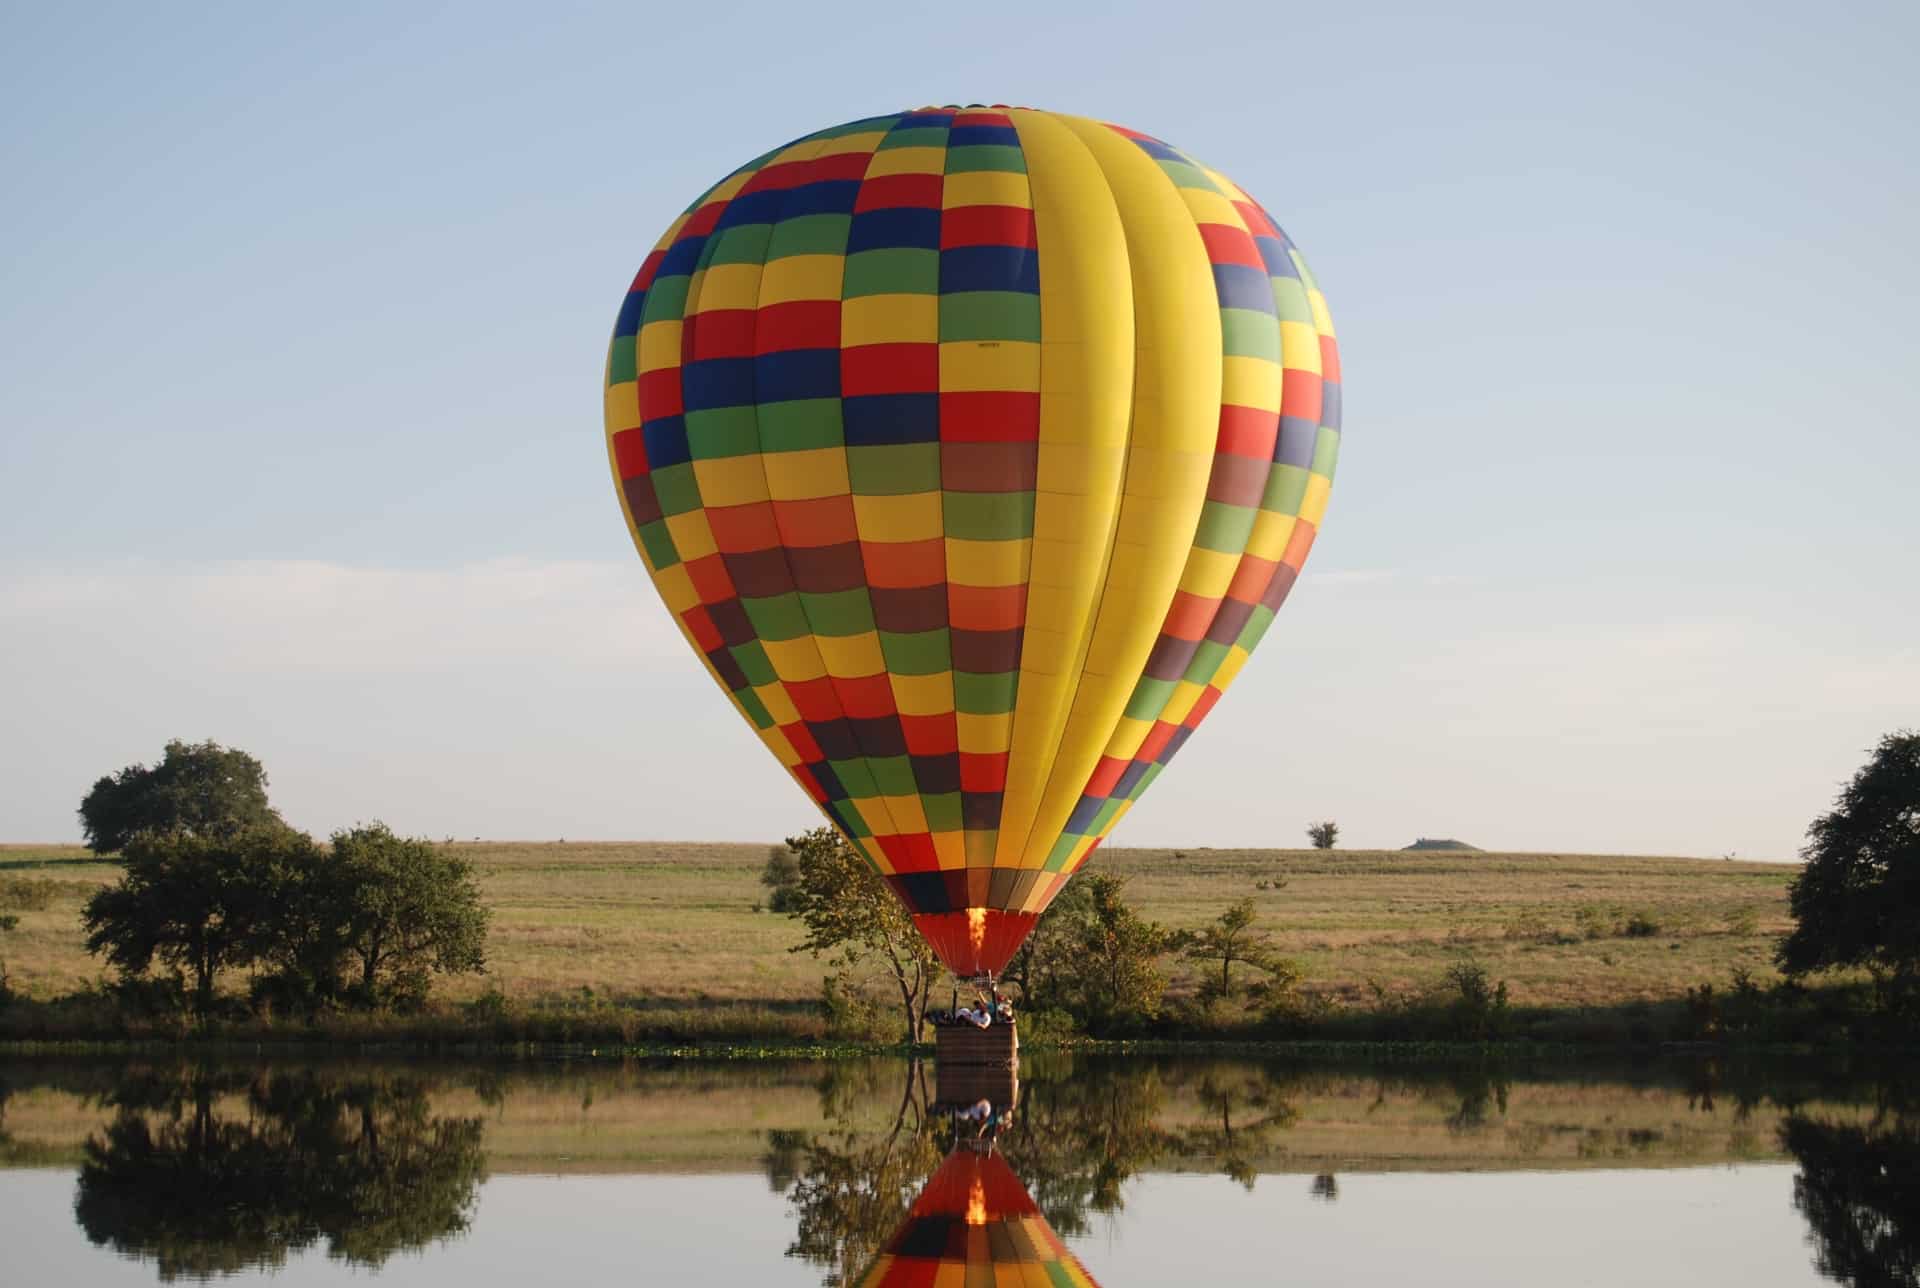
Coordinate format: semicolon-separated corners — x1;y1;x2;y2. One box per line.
0;841;1794;1011
1098;846;1796;1009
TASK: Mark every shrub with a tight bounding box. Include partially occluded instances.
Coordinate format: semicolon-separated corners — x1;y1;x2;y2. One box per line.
1015;1007;1083;1046
0;878;59;911
1623;912;1662;938
1682;983;1720;1039
1505;913;1576;945
819;972;886;1041
105;971;191;1018
760;845;802;913
1442;957;1511;1040
456;985;509;1024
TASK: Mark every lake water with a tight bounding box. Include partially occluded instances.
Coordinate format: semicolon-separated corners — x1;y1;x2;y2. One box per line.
0;1053;1909;1285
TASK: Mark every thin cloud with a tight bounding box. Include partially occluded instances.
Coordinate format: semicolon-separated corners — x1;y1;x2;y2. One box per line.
0;559;681;672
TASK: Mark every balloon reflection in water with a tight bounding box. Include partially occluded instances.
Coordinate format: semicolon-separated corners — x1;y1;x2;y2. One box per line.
858;1146;1099;1288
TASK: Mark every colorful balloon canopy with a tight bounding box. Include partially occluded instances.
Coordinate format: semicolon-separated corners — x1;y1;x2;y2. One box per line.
857;1147;1100;1287
604;106;1340;977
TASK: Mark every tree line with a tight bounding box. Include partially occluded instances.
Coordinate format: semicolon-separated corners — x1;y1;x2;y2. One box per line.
764;827;1302;1042
71;739;487;1015
13;728;1913;1040
764;730;1920;1044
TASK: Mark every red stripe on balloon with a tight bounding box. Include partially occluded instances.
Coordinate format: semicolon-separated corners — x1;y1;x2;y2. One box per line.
842;343;938;396
856;173;944;211
755;300;840;354
940;205;1037;249
960;751;1009;793
611;428;650;479
940;392;1040;442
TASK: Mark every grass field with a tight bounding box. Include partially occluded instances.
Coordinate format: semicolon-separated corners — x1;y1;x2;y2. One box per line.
0;840;1795;1018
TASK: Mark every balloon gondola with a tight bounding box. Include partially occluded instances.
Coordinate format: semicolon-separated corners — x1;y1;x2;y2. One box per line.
604;105;1340;983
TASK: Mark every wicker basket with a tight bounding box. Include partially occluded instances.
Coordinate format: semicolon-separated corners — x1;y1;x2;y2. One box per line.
934;1022;1018;1069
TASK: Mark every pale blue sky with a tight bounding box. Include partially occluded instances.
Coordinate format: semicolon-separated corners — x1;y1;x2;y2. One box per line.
2;0;1914;856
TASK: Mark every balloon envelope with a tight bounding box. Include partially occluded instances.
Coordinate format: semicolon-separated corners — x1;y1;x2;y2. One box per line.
604;106;1340;976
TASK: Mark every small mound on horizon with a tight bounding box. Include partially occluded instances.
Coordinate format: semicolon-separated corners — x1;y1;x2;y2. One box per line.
1403;837;1483;852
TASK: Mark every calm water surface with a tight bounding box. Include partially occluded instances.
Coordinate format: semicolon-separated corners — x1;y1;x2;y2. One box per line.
0;1054;1909;1285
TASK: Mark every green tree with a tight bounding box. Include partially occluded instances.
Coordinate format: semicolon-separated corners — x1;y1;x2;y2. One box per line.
328;824;489;1007
1778;732;1920;989
1004;874;1096;1013
78;739;282;854
246;836;354;1010
1180;897;1302;1002
1054;873;1170;1031
768;827;939;1043
1307;820;1338;850
81;826;317;1012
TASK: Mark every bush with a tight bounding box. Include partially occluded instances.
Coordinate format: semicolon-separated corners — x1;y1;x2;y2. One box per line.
1262;986;1334;1035
1682;983;1720;1039
1505;913;1578;945
249;968;335;1019
1016;1007;1084;1046
760;845;802;913
0;877;59;911
106;971;191;1019
820;972;886;1041
463;986;511;1025
0;915;14;1012
1622;912;1662;938
1443;957;1511;1041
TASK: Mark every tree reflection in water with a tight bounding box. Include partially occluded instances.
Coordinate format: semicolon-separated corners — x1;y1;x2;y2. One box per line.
20;1052;1916;1287
766;1063;944;1288
769;1058;1309;1284
72;1066;486;1281
1785;1113;1920;1288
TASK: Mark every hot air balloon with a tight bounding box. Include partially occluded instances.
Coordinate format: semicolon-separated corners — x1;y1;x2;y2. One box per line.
604;106;1341;980
857;1146;1100;1288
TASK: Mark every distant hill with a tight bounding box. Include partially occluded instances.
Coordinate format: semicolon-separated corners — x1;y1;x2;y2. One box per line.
1403;838;1483;852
